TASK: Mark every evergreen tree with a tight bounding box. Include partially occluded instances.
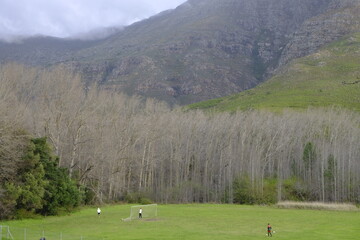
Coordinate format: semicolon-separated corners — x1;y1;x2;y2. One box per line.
1;137;83;219
303;142;316;171
32;138;83;215
6;140;47;215
324;154;337;201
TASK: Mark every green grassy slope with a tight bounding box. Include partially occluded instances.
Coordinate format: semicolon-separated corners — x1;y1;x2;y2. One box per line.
1;204;359;240
187;33;360;112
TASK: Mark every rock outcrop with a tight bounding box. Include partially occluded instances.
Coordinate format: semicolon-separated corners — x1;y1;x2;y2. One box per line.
279;1;360;66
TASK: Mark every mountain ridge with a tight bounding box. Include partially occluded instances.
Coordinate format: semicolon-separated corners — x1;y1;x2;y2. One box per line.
1;0;360;105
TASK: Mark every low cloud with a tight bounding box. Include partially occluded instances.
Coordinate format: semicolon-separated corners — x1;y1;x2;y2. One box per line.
70;26;125;41
0;0;186;41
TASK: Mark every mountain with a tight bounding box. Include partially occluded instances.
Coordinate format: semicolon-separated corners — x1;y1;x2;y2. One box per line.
1;0;360;105
187;33;360;112
0;36;104;66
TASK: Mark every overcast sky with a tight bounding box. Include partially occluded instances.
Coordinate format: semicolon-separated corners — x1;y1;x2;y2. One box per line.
0;0;187;41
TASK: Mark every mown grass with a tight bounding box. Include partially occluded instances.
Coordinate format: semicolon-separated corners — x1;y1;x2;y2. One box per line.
187;33;360;112
1;204;359;240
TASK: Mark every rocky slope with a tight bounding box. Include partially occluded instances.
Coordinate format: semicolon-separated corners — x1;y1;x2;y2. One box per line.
67;0;335;104
187;32;360;112
1;0;360;105
279;0;360;66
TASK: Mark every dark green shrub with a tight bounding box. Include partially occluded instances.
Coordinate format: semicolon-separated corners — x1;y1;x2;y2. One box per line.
233;177;277;205
125;192;153;204
283;178;310;201
233;176;255;204
125;192;142;203
140;197;153;205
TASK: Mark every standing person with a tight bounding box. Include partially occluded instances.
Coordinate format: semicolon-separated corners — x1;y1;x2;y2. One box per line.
97;207;101;216
139;208;142;218
267;223;272;237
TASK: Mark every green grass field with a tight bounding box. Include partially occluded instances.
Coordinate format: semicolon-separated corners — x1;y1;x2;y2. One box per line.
1;204;359;240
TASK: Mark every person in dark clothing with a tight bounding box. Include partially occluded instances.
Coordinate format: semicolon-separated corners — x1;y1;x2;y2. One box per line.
267;223;272;237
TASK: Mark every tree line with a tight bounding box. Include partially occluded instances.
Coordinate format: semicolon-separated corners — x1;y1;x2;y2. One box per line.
0;63;359;218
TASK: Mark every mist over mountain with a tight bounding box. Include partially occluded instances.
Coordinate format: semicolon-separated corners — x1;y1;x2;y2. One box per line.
70;26;124;41
1;0;359;105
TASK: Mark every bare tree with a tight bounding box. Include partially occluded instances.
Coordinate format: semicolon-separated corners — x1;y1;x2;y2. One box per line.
1;63;360;204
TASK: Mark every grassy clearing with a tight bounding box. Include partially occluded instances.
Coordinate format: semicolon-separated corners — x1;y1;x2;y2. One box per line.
187;33;360;112
1;204;359;240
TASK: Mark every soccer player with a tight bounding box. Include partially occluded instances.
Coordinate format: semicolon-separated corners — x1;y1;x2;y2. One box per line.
267;223;272;237
97;207;101;216
139;208;142;218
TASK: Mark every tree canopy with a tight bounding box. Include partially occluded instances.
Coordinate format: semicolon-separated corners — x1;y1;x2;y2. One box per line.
0;137;82;219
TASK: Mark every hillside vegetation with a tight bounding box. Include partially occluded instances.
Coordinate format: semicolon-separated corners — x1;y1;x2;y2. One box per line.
188;33;360;112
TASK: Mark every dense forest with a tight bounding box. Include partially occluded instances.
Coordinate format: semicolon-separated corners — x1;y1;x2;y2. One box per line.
0;63;359;219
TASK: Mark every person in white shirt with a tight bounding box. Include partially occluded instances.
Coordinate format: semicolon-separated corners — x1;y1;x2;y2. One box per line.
139;208;142;218
97;207;101;216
